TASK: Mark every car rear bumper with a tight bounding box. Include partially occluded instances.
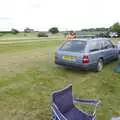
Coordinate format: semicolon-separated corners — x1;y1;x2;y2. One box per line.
55;60;96;70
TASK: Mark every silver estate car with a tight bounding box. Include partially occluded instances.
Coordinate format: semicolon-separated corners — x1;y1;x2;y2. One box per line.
55;38;119;72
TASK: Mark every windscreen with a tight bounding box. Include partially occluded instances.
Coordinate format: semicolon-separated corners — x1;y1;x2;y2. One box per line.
60;40;87;52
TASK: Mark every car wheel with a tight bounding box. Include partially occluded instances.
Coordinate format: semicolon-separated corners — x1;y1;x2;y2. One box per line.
96;59;103;72
117;53;120;60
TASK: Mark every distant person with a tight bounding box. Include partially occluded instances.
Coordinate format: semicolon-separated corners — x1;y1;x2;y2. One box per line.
66;31;76;40
73;32;76;38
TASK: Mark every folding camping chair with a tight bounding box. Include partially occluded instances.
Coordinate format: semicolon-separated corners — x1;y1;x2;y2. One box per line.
51;84;101;120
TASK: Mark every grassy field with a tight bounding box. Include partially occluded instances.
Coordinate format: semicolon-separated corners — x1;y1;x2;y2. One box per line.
0;34;120;120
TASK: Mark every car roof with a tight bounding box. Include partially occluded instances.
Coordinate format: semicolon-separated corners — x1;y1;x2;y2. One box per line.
72;38;89;41
72;38;109;42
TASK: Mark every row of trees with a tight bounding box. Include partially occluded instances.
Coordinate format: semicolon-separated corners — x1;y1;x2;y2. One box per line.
10;27;59;35
81;28;109;32
50;23;120;34
81;22;120;33
8;27;59;38
2;22;120;36
47;22;120;34
95;22;120;37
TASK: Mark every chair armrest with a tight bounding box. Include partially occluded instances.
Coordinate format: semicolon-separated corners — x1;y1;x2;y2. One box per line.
51;103;67;120
73;98;101;105
74;98;101;116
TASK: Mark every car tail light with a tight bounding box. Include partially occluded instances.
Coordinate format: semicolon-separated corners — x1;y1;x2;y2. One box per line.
82;55;89;64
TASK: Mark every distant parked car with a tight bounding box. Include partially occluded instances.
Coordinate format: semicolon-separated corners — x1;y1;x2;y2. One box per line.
96;32;110;38
37;32;48;37
109;32;118;38
55;38;119;72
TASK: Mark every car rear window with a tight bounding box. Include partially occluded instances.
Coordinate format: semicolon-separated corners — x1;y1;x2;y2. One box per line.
60;40;87;52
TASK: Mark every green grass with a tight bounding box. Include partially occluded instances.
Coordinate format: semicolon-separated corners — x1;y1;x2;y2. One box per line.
0;40;63;53
0;35;120;120
0;33;64;40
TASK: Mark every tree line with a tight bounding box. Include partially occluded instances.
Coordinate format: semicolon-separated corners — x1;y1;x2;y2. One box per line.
81;22;120;34
0;22;120;36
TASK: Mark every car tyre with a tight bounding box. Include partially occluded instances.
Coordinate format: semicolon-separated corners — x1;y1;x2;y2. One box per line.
116;53;120;60
95;59;103;72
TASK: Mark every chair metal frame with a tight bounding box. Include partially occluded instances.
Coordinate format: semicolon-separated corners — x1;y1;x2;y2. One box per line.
51;84;101;120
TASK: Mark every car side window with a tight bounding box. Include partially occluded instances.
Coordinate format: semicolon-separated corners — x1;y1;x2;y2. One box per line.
102;40;113;49
90;41;101;52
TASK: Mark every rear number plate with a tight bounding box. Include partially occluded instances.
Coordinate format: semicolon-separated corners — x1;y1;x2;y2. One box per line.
63;56;76;61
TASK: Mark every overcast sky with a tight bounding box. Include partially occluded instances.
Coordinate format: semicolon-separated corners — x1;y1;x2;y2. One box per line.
0;0;120;31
